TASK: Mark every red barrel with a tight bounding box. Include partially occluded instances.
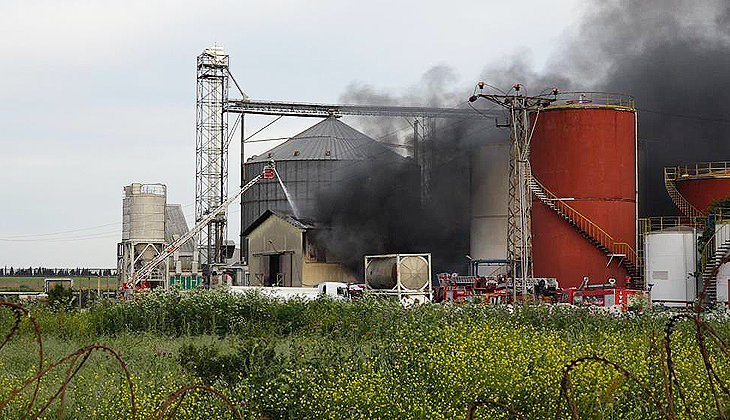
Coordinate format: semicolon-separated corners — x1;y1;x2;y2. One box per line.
530;103;637;288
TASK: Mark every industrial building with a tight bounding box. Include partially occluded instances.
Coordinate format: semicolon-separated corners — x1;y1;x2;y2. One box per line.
116;46;730;308
243;210;356;287
240;117;414;286
241;116;410;234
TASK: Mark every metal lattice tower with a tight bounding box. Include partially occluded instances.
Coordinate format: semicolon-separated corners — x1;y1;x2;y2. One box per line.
507;101;533;283
470;87;554;294
196;46;229;266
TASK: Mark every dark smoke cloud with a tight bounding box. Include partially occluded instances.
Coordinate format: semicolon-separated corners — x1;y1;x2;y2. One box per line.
538;0;730;216
318;0;730;276
316;70;496;276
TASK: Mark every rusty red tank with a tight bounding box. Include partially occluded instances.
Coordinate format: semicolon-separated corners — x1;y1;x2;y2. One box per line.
530;93;637;288
669;163;730;214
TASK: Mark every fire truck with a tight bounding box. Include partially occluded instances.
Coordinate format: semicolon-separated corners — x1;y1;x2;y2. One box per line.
434;271;648;311
433;273;561;304
560;277;649;311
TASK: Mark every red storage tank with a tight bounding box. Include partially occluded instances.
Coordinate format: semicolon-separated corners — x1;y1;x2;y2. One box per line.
667;163;730;215
530;93;637;288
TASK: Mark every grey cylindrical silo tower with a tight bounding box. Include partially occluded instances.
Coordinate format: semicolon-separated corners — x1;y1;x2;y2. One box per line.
241;117;408;255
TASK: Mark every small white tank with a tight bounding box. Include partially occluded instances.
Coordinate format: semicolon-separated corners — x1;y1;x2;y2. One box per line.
122;183;166;243
365;254;430;290
644;226;697;306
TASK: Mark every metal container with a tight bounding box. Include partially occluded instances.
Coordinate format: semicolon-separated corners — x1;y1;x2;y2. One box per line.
643;227;697;306
122;183;166;243
364;254;431;291
530;96;637;288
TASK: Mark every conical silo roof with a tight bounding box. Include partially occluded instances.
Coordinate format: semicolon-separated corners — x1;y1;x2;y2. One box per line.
247;117;404;163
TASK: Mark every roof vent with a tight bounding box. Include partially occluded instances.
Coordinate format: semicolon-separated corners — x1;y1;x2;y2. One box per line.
267;152;273;158
324;150;331;156
293;150;300;156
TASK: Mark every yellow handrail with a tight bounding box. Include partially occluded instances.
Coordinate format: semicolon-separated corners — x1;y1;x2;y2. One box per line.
542;92;635;110
699;221;730;277
665;162;730;181
664;168;704;218
530;176;638;265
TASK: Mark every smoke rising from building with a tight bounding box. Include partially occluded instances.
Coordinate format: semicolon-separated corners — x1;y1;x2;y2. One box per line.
316;0;730;276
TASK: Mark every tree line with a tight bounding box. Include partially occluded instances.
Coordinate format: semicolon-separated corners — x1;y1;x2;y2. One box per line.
0;267;116;276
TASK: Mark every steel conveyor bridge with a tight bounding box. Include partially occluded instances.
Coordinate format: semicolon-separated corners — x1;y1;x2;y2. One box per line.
225;99;496;119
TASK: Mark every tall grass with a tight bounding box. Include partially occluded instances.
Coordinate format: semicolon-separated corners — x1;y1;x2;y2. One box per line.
2;290;730;419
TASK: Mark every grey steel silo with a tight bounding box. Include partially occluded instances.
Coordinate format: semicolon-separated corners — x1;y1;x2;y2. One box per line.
241;117;408;239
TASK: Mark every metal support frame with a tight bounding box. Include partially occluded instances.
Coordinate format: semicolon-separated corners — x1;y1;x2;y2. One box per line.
225;99;496;119
470;89;554;298
196;46;230;269
118;242;167;287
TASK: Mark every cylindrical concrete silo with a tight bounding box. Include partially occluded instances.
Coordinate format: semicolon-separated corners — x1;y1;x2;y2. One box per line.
118;183;167;287
530;93;637;288
470;142;510;267
122;183;166;243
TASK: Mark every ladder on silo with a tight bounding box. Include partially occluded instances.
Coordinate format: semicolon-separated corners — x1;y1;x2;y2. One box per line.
664;167;703;220
528;176;640;282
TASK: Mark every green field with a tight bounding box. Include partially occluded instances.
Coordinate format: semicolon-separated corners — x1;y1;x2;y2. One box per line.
1;290;729;419
0;276;117;292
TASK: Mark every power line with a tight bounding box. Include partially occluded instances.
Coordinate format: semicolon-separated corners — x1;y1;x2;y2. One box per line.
637;108;730;124
1;203;196;240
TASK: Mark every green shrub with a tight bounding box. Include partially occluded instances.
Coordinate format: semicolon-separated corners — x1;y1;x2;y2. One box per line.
178;338;279;385
47;283;75;311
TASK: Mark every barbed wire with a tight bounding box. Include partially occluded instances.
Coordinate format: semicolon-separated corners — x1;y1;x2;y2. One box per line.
3;297;730;419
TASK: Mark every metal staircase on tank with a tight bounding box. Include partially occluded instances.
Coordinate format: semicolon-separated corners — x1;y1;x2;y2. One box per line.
528;176;639;282
664;167;703;220
700;224;730;302
665;162;730;303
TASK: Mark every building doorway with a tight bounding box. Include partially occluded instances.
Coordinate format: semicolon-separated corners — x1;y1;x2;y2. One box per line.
268;254;281;286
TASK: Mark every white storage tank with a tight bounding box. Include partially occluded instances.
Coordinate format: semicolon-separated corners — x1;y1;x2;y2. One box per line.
122;183;166;243
643;226;697;307
470;142;510;262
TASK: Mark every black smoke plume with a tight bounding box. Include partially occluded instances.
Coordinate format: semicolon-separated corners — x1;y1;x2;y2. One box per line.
310;71;496;277
494;0;730;216
314;0;730;276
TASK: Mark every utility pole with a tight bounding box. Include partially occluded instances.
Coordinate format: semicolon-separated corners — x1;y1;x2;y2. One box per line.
469;84;554;299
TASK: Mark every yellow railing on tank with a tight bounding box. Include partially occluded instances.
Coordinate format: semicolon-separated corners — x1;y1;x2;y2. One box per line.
639;216;707;232
530;176;638;266
542;92;635;110
665;162;730;181
698;212;730;281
